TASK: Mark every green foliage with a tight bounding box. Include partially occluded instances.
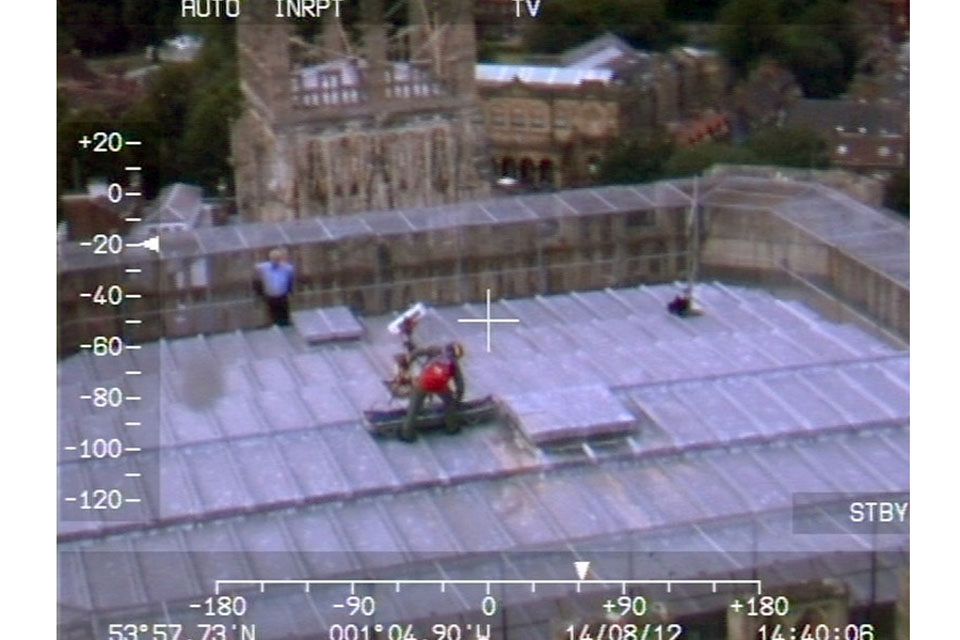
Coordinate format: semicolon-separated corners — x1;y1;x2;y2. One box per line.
795;0;859;81
58;0;128;55
779;28;847;98
666;0;725;22
884;169;909;218
123;0;179;49
525;0;682;54
180;76;242;191
745;126;831;168
118;35;240;197
664;143;760;177
715;0;860;97
59;20;242;202
776;0;821;21
779;0;860;97
715;0;783;77
57;102;118;193
598;131;675;184
58;0;179;55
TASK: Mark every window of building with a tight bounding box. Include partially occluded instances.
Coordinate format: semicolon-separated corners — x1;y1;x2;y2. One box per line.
511;111;526;129
878;145;891;157
836;145;848;155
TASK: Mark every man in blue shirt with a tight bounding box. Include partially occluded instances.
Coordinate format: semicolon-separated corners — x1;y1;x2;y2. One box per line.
254;247;295;326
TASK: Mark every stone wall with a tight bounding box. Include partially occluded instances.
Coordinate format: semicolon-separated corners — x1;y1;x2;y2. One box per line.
58;187;688;353
58;178;909;353
233;0;489;221
700;200;909;340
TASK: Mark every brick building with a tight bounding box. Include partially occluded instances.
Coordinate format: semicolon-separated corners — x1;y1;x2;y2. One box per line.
784;98;908;180
478;34;728;189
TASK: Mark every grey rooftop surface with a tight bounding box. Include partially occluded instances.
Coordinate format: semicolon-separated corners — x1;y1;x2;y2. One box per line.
58;282;909;628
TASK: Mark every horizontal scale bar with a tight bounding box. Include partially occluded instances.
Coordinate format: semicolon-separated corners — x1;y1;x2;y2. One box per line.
216;578;763;595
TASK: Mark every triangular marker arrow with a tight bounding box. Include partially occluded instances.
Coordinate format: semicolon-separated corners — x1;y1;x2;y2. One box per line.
574;561;590;580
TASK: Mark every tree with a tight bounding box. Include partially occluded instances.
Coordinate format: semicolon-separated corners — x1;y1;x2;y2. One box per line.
525;0;681;54
58;0;129;55
180;77;242;193
779;28;847;98
666;0;724;23
598;130;675;184
57;102;119;194
779;0;860;97
114;21;241;198
776;0;821;21
664;143;760;177
122;0;178;49
715;0;783;77
745;126;831;168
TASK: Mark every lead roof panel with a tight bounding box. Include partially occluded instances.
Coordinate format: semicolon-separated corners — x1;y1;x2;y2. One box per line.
526;474;625;541
298;384;362;426
273;429;351;502
374;434;449;488
798;367;893;423
232;435;304;506
383;492;462;556
477;482;565;548
232;516;307;578
144;449;200;522
321;424;402;496
256;389;315;432
431;486;516;552
841;361;909;417
210;393;269;437
58;281;909;622
180;441;254;516
335;499;406;556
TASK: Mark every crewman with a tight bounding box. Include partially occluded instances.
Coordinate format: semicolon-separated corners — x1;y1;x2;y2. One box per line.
399;342;465;442
254;247;295;326
667;285;702;318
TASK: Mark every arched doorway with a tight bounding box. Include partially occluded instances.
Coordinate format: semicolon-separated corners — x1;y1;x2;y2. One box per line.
587;156;602;179
539;159;554;187
519;157;535;185
501;157;517;179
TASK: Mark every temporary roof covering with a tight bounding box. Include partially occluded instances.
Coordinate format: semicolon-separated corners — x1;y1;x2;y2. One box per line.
58;280;909;635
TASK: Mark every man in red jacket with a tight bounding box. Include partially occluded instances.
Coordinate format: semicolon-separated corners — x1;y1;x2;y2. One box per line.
399;342;465;442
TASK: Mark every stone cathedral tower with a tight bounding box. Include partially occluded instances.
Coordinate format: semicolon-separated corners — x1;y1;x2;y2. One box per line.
232;0;490;221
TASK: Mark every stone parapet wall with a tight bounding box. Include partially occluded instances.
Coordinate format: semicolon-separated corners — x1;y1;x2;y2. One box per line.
58;179;909;353
58;187;688;353
701;200;909;340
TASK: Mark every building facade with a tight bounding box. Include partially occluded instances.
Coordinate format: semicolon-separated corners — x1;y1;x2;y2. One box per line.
232;0;490;221
478;35;728;189
783;98;908;180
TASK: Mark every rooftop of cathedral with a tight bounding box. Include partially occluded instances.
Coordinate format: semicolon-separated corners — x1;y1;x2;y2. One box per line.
59;274;909;631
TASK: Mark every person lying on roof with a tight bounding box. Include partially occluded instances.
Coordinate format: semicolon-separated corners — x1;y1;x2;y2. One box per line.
667;287;703;318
